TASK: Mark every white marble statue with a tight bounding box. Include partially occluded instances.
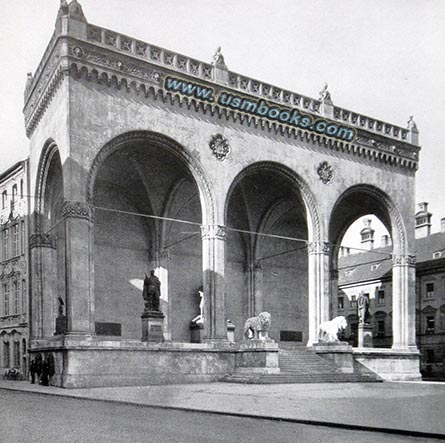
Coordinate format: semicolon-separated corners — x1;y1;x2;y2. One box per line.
318;316;347;343
243;311;271;340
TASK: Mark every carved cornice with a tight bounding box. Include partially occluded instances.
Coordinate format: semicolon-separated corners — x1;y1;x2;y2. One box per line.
61;201;94;222
392;255;416;267
201;225;227;241
24;26;419;171
29;233;56;250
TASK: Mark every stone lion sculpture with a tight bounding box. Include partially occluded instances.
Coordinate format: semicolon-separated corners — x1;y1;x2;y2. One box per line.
243;311;271;340
318;316;347;343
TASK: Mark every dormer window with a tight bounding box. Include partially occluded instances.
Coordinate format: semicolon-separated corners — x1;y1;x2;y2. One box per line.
433;251;442;259
371;263;381;271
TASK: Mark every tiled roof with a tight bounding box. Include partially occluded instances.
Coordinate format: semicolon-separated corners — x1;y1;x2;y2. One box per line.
338;231;445;285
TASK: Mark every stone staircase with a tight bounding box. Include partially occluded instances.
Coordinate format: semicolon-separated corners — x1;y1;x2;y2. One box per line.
222;346;382;384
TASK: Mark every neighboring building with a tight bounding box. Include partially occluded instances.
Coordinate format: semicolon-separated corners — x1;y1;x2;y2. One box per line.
23;1;421;387
337;208;445;379
0;159;30;377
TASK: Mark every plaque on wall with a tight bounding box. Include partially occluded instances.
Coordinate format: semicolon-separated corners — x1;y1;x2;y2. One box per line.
280;330;303;342
95;322;122;336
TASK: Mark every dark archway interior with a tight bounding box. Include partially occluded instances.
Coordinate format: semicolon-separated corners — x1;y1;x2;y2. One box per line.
92;142;202;341
42;150;66;326
225;168;308;343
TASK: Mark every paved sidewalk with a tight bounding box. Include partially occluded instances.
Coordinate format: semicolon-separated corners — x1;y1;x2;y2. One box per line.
1;379;444;438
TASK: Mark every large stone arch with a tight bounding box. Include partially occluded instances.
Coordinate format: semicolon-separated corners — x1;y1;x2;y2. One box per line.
223;161;321;343
87;131;215;341
329;184;407;259
224;161;322;243
328;184;416;350
86;131;215;226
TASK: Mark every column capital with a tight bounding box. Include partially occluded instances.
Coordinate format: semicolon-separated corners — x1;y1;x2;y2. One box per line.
201;224;227;241
62;200;94;222
29;233;56;249
307;241;330;255
392;254;416;267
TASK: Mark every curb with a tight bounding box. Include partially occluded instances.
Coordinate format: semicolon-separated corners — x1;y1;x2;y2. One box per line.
2;386;445;440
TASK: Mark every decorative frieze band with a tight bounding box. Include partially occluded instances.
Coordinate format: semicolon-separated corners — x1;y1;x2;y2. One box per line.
392;255;416;267
307;241;330;255
62;201;94;222
29;233;56;250
201;225;227;241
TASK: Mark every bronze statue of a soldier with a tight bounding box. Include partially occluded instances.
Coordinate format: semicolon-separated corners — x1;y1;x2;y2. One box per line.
142;270;161;312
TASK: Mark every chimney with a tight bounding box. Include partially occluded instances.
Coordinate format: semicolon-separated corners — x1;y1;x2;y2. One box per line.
360;219;375;250
381;235;391;247
415;202;432;238
441;218;445;233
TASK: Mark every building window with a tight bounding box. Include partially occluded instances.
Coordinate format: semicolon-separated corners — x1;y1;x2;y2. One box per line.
338;296;344;310
426;349;435;364
350;295;357;308
12;224;19;257
3;342;10;367
377;290;385;305
22;280;26;316
20;179;24;199
11;184;17;202
13;341;20;368
426;315;435;333
1;190;6;209
3;228;8;260
3;282;9;316
20;221;25;255
377;320;385;337
13;281;19;315
426;283;435;299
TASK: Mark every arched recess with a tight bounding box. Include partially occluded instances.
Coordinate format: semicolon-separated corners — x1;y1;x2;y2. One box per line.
328;185;408;346
33;140;65;338
88;131;211;341
224;161;320;343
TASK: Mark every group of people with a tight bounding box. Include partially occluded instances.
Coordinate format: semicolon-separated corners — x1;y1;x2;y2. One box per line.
29;354;54;386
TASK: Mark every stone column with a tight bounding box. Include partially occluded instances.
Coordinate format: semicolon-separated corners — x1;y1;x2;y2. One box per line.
246;261;263;318
392;255;417;350
29;233;57;339
201;225;227;341
62;201;95;336
307;241;330;346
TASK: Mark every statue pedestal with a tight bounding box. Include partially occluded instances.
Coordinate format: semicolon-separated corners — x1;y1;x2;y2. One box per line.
226;320;235;342
358;324;373;348
55;315;66;335
141;311;165;342
190;322;204;343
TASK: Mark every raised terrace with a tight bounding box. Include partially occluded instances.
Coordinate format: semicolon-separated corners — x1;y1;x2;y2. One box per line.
23;2;420;171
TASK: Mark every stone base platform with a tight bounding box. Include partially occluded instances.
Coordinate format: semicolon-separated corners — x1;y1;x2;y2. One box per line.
28;337;279;388
353;347;421;381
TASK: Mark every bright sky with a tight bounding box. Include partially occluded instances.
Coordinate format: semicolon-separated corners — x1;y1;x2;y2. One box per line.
1;0;444;246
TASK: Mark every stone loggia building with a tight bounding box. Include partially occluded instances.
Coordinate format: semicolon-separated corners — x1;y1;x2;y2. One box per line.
25;1;421;387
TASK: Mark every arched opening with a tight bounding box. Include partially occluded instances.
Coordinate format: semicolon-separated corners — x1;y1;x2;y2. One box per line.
225;163;311;343
34;142;65;337
329;186;403;348
91;133;204;341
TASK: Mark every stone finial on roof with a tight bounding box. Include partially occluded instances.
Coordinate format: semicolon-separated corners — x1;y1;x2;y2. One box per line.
407;115;418;131
407;115;419;145
212;46;227;69
67;0;87;22
319;83;332;103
